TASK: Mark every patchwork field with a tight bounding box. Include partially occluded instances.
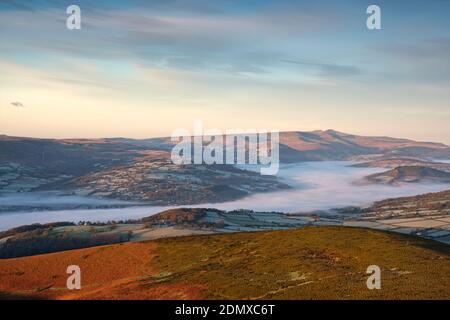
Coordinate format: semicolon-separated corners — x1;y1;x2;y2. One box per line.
0;226;449;300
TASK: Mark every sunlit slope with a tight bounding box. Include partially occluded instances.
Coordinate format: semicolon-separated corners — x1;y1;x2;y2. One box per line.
0;226;449;300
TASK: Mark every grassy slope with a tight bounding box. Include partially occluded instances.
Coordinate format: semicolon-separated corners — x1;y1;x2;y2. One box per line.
0;226;449;300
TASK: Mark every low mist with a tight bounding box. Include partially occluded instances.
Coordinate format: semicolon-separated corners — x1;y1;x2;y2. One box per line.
0;161;448;230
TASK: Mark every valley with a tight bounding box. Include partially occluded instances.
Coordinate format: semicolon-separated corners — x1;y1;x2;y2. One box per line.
1;130;450;211
1;190;449;259
0;131;449;301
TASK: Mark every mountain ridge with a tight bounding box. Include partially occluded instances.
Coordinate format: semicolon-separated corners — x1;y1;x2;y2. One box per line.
1;130;449;207
1;130;448;147
4;129;448;166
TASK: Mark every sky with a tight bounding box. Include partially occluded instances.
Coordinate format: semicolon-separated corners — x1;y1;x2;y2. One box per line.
0;0;449;143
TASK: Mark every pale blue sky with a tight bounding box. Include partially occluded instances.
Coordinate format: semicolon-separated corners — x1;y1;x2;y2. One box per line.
0;0;449;143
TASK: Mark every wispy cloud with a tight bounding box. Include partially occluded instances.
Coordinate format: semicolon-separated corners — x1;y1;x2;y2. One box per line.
0;0;449;143
281;59;363;78
0;4;335;76
10;101;25;107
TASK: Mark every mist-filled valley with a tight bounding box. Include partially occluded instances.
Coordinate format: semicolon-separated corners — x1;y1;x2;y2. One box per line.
1;161;448;231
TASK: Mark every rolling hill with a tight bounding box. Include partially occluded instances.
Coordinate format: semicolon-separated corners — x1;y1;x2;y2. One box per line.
279;130;449;162
1;130;448;169
1;190;449;259
352;158;450;171
1;130;449;207
365;166;450;185
0;226;449;300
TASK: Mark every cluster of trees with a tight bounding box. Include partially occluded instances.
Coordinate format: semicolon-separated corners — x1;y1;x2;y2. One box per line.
142;208;206;226
75;219;138;226
0;229;132;259
0;222;74;239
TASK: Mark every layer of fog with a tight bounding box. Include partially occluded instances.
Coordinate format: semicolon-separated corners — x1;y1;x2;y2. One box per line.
0;206;173;231
0;192;135;206
0;161;448;231
212;161;449;212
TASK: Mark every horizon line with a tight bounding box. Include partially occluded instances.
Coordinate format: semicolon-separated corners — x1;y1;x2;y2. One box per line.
1;129;449;147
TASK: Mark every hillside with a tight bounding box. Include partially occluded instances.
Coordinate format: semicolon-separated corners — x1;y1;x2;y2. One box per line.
279;130;449;162
69;159;288;205
1;131;449;208
352;158;450;171
361;189;450;219
0;208;309;259
0;226;449;300
1;189;449;259
1;130;448;170
365;166;450;185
